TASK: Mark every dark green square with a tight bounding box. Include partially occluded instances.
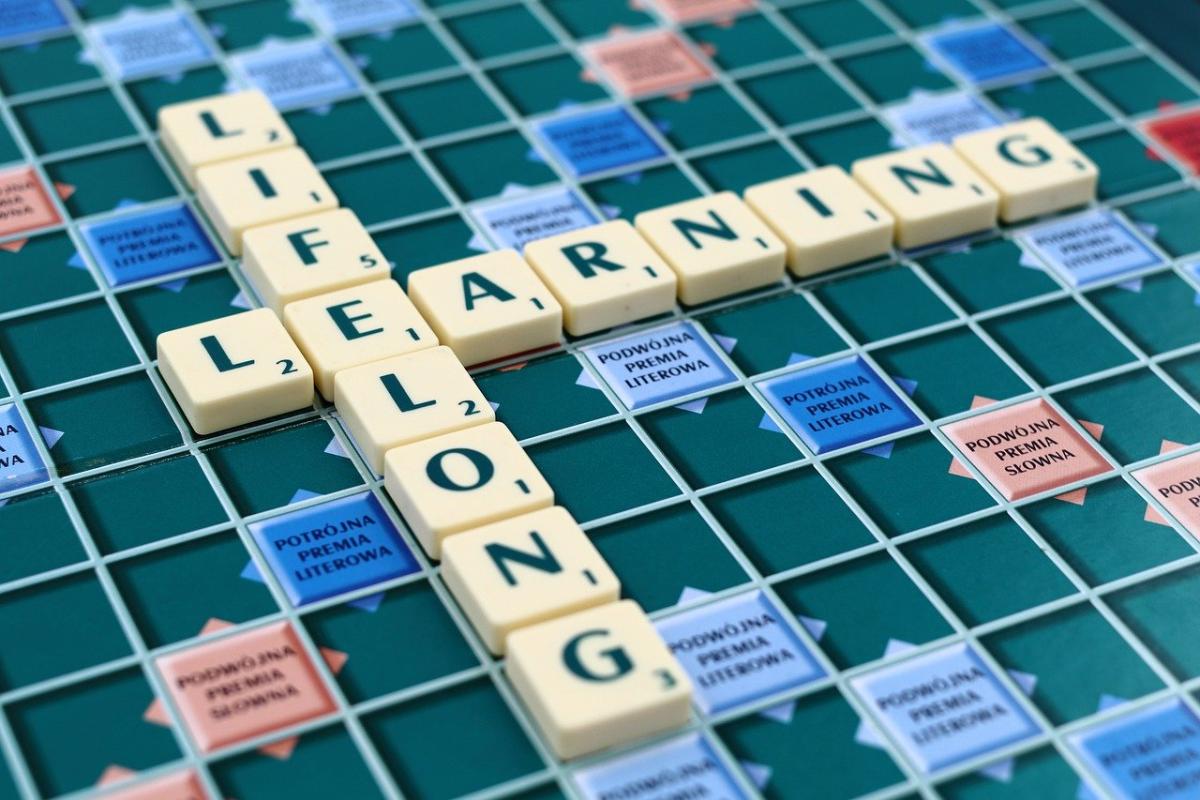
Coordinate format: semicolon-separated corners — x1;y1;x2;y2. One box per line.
14;88;136;155
1021;478;1193;587
384;75;504;140
740;64;858;127
200;0;310;50
591;505;748;612
690;142;802;195
584;165;700;220
0;36;99;96
704;467;876;575
1077;130;1181;200
1019;7;1130;61
903;514;1074;626
527;421;679;523
794;117;894;169
126;67;227;128
1164;352;1200;403
213;724;383;800
814;265;954;343
827;433;995;536
364;679;542;800
837;44;952;104
702;292;847;375
1081;57;1197;116
304;582;478;702
26;372;181;476
444;4;555;60
878;0;980;28
543;0;652;38
872;327;1027;418
937;747;1082;800
285;98;399;163
374;215;478;288
488;53;608;116
0;233;96;316
0;572;130;690
776;552;953;668
1054;369;1200;463
112;532;276;647
638;86;762;152
1089;270;1200;356
783;0;893;48
70;455;228;553
44;145;174;218
0;299;137;392
325;154;448;223
341;25;456;83
981;299;1134;387
982;603;1162;724
427;131;557;202
119;269;242;353
474;353;615;440
919;238;1059;314
0;490;84;584
75;0;164;20
1123;189;1200;258
686;13;799;70
1109;567;1200;680
206;420;363;516
986;76;1108;133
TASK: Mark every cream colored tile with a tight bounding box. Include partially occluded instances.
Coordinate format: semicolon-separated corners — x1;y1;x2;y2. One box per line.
157;308;313;434
333;346;492;473
634;192;785;304
406;250;562;366
852;143;998;249
158;90;293;187
384;422;552;559
745;166;895;276
242;209;389;313
195;147;336;255
523;220;677;336
506;600;692;759
953;117;1098;222
441;506;616;654
283;279;437;402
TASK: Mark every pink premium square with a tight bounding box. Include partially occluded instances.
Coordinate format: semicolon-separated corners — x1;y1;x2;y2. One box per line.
655;0;755;22
105;770;206;800
942;398;1110;501
156;621;335;753
585;30;712;97
1135;450;1200;536
0;167;60;238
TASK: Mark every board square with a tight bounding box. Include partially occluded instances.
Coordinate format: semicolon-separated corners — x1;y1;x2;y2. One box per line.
0;166;60;238
535;105;663;177
81;203;220;286
585;30;712;98
923;22;1047;84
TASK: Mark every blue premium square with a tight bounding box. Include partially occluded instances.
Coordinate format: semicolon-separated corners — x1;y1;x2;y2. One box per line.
81;203;221;287
575;734;744;800
249;491;419;606
302;0;416;35
536;106;663;177
1020;209;1163;287
758;356;920;453
0;404;48;492
925;23;1046;83
1070;699;1200;800
583;321;736;410
472;186;597;250
0;0;68;42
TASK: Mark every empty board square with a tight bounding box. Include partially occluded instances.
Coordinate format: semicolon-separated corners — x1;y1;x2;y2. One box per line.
689;141;802;195
701;292;847;376
285;98;399;163
1165;353;1200;405
0;571;130;690
427;132;556;202
249;491;418;606
25;372;180;476
200;0;310;51
0;35;98;95
814;266;956;343
902;514;1073;626
935;746;1083;799
13;88;136;156
0;0;67;42
585;165;701;222
589;504;748;613
1019;7;1130;61
684;13;798;71
117;270;242;352
0;232;94;315
704;466;876;574
0;299;137;391
738;64;858;127
983;604;1162;724
525;422;679;523
782;0;892;48
341;24;455;82
44;145;173;218
718;688;905;798
1021;477;1192;587
641;388;801;487
879;0;979;28
1081;56;1197;116
981;299;1135;387
7;668;179;797
637;85;761;151
1108;567;1200;680
70;455;227;553
922;22;1046;84
986;75;1108;133
474;353;615;440
0;490;84;584
1145;110;1200;176
535;105;662;177
836;44;952;104
110;532;277;648
917;238;1060;314
543;0;651;37
80;203;220;287
826;432;995;536
795;117;895;170
758;356;921;454
1077;129;1182;201
303;581;477;703
375;215;478;287
364;679;542;800
205;421;363;516
211;724;384;800
1123;189;1200;258
488;53;608;116
326;154;448;224
444;4;555;60
383;75;504;140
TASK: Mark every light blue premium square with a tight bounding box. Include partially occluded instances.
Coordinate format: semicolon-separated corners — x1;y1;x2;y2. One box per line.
471;187;597;250
924;23;1046;84
851;643;1040;773
0;404;48;492
249;491;419;606
1020;209;1163;287
230;40;358;110
81;203;221;287
656;590;824;714
536;106;663;177
583;321;736;410
0;0;68;42
757;356;920;453
1070;699;1200;800
574;733;745;800
302;0;417;35
883;91;1000;145
90;9;212;79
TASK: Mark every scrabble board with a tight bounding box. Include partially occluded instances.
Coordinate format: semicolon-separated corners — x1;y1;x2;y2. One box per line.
1;0;1200;798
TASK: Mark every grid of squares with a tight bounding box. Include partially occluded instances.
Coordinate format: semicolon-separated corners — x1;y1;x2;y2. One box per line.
0;0;1199;798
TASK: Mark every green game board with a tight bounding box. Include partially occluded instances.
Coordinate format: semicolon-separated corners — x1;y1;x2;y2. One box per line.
0;0;1199;798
